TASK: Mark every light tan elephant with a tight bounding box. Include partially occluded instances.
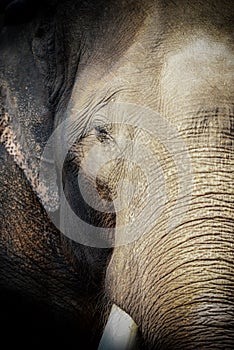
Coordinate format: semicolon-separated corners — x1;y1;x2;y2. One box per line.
0;1;233;349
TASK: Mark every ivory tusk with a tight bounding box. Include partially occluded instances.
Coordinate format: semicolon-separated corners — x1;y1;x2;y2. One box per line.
98;304;139;350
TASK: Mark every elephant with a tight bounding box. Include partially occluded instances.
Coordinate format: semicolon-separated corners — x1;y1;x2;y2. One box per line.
0;0;234;349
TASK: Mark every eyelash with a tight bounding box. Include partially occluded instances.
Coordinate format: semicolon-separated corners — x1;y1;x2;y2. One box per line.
94;125;114;143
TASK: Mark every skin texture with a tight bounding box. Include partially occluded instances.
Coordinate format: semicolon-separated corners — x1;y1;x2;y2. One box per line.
0;143;112;348
0;1;234;349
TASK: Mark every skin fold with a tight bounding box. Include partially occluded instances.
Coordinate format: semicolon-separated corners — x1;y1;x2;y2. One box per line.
0;1;234;349
0;143;111;349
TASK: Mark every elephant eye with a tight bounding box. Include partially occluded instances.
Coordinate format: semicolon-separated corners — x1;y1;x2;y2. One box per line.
94;125;114;144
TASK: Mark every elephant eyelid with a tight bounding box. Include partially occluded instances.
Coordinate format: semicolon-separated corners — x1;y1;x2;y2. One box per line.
94;125;114;143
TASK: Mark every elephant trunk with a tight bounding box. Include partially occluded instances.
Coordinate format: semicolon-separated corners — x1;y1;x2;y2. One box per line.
105;108;234;349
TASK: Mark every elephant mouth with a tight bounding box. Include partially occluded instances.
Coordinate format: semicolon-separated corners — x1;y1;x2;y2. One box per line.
98;304;140;350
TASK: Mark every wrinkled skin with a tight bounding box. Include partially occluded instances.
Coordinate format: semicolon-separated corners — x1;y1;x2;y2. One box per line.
0;143;112;348
0;0;234;349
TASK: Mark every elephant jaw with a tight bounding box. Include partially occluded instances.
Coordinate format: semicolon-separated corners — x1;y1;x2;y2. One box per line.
98;304;140;350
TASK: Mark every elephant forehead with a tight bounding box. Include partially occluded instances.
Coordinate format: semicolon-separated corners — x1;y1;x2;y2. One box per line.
160;35;234;116
66;5;234;131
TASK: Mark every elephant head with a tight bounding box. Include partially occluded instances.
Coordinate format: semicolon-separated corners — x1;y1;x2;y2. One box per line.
0;0;234;349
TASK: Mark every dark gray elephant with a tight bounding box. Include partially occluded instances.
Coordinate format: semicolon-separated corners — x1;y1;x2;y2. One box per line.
0;0;234;349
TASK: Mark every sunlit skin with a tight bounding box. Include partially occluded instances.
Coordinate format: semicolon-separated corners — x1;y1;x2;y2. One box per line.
0;1;233;349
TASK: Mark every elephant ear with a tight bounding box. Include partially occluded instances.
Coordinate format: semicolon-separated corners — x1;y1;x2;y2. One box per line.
0;85;60;212
0;2;61;212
